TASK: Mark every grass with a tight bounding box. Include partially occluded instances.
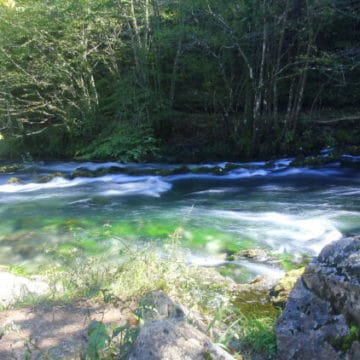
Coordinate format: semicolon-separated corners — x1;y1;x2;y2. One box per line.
239;316;277;358
2;233;280;359
21;238;234;314
329;324;360;352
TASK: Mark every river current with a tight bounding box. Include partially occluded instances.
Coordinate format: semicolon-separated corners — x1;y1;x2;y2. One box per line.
0;156;359;281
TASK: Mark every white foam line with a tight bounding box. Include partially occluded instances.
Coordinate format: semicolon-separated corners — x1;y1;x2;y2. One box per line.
234;260;284;278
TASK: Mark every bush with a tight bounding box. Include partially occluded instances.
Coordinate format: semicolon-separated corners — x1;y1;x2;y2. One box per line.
77;122;160;162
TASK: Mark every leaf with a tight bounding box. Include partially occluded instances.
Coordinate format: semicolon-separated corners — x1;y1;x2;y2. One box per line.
86;320;110;360
112;325;128;338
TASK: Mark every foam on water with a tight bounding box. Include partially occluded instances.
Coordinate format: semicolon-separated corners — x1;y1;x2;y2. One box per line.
234;260;285;279
210;210;343;255
68;198;92;205
270;167;342;177
187;255;284;281
0;173;172;198
342;154;360;162
98;178;172;197
0;177;84;193
166;168;270;181
227;169;269;178
26;161;125;173
187;254;227;267
272;158;294;167
191;187;238;195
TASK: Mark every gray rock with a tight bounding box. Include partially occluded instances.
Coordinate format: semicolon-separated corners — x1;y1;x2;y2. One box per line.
138;291;186;321
276;279;348;360
348;341;360;360
0;271;49;307
128;291;236;360
127;319;235;360
303;236;360;325
276;236;360;360
138;291;212;336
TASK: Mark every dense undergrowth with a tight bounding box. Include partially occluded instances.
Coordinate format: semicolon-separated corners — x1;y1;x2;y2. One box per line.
0;0;359;163
0;115;359;163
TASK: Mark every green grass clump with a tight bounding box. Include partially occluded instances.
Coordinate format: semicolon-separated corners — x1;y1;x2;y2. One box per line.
7;265;30;277
239;316;277;358
329;324;360;351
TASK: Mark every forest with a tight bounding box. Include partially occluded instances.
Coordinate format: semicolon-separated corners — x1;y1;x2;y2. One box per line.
0;0;359;161
0;2;360;358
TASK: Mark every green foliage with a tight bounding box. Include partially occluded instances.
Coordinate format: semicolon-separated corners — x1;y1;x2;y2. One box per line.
0;137;27;160
329;324;360;352
240;316;277;358
78;122;159;162
7;265;30;277
85;319;140;360
87;321;110;360
0;0;359;160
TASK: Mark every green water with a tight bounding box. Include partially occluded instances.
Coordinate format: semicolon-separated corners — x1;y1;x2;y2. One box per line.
0;159;359;279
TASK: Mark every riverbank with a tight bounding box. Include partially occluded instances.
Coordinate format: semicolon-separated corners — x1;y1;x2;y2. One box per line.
2;236;359;359
0;241;292;360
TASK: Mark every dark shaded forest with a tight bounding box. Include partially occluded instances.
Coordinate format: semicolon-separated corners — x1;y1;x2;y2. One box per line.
0;0;359;162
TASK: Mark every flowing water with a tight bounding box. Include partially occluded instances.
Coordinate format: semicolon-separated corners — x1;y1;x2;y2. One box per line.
0;156;359;281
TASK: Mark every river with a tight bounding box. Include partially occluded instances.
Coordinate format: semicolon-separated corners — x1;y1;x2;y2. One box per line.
0;155;359;281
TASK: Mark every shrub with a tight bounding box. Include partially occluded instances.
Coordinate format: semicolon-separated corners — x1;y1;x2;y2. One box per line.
77;122;159;162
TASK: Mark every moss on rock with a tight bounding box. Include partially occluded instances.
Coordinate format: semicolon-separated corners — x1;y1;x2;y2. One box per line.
270;268;305;308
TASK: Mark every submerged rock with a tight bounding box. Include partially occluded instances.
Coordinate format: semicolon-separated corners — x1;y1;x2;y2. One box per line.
276;236;360;360
0;164;23;173
6;177;21;184
70;167;109;178
228;248;278;264
37;171;64;183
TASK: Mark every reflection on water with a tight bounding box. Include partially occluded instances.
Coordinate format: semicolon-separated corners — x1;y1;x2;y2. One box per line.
0;158;359;280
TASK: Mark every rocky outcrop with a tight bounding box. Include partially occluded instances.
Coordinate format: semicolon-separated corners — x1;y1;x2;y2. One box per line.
127;291;236;360
276;236;360;360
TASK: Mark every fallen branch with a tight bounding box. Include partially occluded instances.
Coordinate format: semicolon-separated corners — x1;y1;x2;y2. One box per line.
315;115;360;124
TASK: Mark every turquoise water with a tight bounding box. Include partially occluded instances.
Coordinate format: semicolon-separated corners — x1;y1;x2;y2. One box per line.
0;157;359;279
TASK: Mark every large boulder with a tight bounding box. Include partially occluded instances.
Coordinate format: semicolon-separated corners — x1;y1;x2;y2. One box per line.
127;291;236;360
276;236;360;360
127;319;235;360
303;236;360;325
